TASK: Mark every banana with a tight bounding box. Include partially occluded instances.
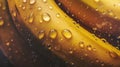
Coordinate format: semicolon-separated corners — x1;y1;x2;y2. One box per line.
8;0;120;67
0;0;68;67
57;0;120;48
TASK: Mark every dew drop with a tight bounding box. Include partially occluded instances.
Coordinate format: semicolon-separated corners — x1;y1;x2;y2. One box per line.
12;11;17;17
49;29;57;39
49;6;53;10
39;19;43;23
79;41;85;48
94;0;100;2
23;0;27;3
42;13;51;22
28;17;34;23
69;50;73;54
43;0;47;3
92;27;97;31
38;30;45;39
38;7;42;11
62;29;72;39
95;59;99;63
109;51;118;59
87;45;92;51
30;0;36;5
58;3;61;6
0;19;4;26
6;42;10;46
85;54;88;57
101;38;107;43
22;6;26;10
2;6;6;10
117;36;120;39
28;12;34;23
101;63;105;67
56;13;60;18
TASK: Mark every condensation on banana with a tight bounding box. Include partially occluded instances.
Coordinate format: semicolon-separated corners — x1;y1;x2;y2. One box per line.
0;0;65;67
81;0;120;19
57;0;120;52
7;0;120;67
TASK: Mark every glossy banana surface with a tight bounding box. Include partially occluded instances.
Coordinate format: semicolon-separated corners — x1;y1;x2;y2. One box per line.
0;0;68;67
57;0;120;48
7;0;120;67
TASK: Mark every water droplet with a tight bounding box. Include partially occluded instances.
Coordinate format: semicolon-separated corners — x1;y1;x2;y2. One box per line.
2;6;6;10
92;27;97;31
93;48;96;51
109;51;118;59
101;63;105;67
49;29;57;39
94;0;100;2
23;0;27;3
43;0;47;3
56;13;60;18
30;0;36;5
79;41;85;48
62;29;72;39
38;7;42;11
58;3;61;6
117;36;120;39
101;38;107;43
0;19;4;26
22;6;26;10
6;42;10;46
42;13;51;22
87;45;92;51
109;26;112;29
95;59;99;63
49;6;53;10
38;30;45;39
69;50;73;54
28;12;34;23
12;11;17;17
39;19;43;23
85;54;88;57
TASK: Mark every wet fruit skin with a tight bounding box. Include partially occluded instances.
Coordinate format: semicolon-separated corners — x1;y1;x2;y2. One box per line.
7;0;120;67
0;0;69;67
57;0;120;48
57;0;120;36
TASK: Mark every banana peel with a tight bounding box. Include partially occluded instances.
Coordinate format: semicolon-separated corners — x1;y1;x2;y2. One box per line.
57;0;120;52
0;0;68;67
7;0;120;67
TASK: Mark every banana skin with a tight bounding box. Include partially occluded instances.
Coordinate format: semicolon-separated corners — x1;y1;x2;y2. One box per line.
57;0;120;48
0;0;44;66
0;0;68;67
7;0;120;67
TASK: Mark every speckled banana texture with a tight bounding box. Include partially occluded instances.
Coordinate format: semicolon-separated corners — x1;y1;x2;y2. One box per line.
7;0;120;67
0;0;68;67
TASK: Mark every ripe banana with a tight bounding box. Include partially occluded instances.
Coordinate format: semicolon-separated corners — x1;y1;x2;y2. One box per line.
7;0;120;67
57;0;120;48
0;0;68;67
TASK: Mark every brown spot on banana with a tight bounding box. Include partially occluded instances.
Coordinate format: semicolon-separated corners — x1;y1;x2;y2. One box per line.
7;0;120;67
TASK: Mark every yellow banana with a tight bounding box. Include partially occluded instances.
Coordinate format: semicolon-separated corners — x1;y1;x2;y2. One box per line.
57;0;120;50
7;0;120;67
0;0;68;67
81;0;120;19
